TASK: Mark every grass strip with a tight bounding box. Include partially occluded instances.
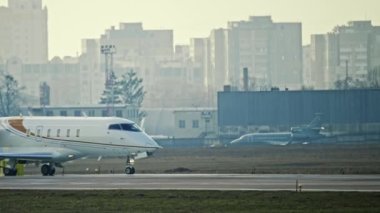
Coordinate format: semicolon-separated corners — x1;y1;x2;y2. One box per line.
1;190;380;212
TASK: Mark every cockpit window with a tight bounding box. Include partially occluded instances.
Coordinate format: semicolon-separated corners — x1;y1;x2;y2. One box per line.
108;124;121;130
121;123;142;132
108;123;142;132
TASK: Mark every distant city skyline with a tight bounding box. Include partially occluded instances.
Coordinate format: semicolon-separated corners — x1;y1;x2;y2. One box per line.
1;0;380;58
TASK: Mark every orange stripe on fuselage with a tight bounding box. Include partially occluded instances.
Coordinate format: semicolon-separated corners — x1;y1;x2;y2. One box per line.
8;118;27;134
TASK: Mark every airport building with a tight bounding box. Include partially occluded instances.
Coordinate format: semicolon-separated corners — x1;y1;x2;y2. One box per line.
0;0;48;64
173;108;217;139
218;88;380;137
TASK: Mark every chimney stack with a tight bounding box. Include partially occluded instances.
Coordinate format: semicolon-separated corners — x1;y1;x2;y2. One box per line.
243;67;249;91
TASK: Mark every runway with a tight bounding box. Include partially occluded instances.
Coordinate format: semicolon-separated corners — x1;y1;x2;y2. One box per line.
1;174;380;191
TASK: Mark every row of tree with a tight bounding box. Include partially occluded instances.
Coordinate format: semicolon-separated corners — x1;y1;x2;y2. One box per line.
335;66;380;90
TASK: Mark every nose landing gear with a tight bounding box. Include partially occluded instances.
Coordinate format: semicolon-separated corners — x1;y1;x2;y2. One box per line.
125;156;135;175
125;166;135;174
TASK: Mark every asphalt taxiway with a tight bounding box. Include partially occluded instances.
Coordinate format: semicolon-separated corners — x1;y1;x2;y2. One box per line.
1;174;380;191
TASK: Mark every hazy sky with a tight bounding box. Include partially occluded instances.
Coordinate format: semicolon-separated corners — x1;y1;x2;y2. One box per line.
1;0;380;58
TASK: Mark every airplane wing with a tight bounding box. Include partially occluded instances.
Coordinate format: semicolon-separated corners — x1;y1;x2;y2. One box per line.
267;141;290;146
0;152;53;160
0;147;81;162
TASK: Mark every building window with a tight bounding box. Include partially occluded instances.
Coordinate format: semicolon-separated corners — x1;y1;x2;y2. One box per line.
192;120;199;128
74;110;81;117
66;129;70;137
116;110;123;117
88;110;95;116
46;110;53;116
179;120;186;129
60;111;67;116
102;110;108;117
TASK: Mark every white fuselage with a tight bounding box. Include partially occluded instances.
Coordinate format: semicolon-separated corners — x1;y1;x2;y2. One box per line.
0;116;160;163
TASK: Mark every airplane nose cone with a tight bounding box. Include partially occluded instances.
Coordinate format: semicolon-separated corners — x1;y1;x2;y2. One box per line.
151;138;163;149
230;139;240;144
145;134;162;149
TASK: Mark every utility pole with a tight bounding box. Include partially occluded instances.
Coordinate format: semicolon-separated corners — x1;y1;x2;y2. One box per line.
345;60;349;90
100;45;116;116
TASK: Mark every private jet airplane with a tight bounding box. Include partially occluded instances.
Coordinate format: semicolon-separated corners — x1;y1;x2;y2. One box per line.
0;116;161;176
230;114;325;146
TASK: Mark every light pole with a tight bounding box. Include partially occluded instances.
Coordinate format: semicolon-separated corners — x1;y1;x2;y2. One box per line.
101;45;116;116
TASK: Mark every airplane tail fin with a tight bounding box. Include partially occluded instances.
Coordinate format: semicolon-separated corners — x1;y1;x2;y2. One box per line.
307;113;323;129
140;117;146;131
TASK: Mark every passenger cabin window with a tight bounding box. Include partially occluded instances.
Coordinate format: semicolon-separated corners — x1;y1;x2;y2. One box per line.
66;129;70;137
47;129;51;137
37;129;41;137
57;129;61;137
26;129;31;137
108;123;142;132
76;129;80;137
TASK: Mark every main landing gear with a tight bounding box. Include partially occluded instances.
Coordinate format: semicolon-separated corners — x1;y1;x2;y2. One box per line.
3;160;17;176
3;167;17;176
41;164;56;176
125;156;135;175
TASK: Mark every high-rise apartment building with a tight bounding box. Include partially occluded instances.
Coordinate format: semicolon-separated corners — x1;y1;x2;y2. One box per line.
309;21;380;89
227;16;302;90
0;0;48;64
208;29;229;93
79;39;105;105
99;23;174;101
100;23;173;67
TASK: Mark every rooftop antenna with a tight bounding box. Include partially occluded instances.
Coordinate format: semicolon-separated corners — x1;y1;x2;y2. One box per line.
101;44;117;117
345;60;349;90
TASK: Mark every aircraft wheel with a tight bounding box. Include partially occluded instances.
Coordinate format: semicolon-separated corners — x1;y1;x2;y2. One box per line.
3;168;17;176
49;167;56;176
125;166;135;175
41;164;50;176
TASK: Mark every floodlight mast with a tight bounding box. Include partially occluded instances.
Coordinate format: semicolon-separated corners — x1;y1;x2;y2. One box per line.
100;44;116;116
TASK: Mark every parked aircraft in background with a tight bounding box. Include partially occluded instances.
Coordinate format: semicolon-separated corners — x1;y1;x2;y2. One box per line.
230;115;325;146
0;116;161;176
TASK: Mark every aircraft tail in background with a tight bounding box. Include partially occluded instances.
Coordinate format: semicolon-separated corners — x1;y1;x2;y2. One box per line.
306;113;323;129
291;113;325;141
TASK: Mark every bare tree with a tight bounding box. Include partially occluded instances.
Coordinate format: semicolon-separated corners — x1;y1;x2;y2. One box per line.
0;73;24;116
368;66;380;88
